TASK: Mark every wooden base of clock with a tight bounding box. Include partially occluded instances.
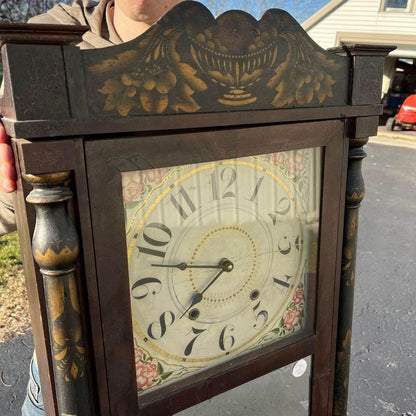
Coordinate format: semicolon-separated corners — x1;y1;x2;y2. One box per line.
0;3;393;415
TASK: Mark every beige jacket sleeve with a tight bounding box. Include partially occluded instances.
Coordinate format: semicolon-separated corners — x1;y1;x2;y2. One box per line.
0;192;17;236
29;0;116;49
0;0;118;238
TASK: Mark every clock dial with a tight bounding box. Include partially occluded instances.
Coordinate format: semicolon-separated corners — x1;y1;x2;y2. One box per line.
122;149;321;394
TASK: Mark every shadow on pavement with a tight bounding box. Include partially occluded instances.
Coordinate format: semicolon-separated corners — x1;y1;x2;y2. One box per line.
0;332;33;416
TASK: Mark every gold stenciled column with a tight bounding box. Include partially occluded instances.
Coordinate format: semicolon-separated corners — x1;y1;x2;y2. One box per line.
24;172;93;416
333;135;368;416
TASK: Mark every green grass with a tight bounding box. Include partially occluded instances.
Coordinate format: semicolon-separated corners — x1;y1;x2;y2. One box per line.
0;232;22;287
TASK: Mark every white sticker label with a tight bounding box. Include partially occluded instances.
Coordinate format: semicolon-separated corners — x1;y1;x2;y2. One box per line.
292;359;308;378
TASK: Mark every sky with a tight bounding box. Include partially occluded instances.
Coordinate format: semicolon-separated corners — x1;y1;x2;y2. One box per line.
197;0;330;22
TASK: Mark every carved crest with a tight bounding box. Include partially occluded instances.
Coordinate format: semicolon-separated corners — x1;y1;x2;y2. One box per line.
85;1;348;116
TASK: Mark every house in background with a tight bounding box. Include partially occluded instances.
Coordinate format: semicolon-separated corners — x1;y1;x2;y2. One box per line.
302;0;416;116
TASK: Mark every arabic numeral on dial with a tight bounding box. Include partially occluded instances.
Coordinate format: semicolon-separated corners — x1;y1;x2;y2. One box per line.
147;311;175;340
184;327;207;357
219;324;235;351
249;177;264;202
252;301;269;330
295;235;302;251
278;235;292;255
211;167;237;200
268;197;291;225
131;277;162;300
277;235;302;255
136;222;172;258
273;274;293;289
169;186;196;220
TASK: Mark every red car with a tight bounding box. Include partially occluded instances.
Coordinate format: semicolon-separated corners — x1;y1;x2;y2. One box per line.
386;94;416;131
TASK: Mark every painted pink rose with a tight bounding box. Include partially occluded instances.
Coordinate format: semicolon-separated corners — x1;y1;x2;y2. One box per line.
271;152;286;167
136;361;159;389
134;348;144;364
286;153;306;177
123;171;144;183
145;168;165;184
283;309;301;331
293;289;304;305
122;176;145;202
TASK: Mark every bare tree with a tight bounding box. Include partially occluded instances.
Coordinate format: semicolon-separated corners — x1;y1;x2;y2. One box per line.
0;0;321;24
201;0;321;22
0;0;71;23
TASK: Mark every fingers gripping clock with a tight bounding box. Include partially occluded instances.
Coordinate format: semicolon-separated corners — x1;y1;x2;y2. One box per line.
123;152;312;393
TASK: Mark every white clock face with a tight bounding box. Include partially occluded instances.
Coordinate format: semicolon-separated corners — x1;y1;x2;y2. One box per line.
122;149;321;394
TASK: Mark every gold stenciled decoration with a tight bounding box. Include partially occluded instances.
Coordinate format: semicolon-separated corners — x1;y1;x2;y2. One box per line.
89;2;345;116
266;31;341;107
49;276;87;382
89;26;208;116
188;11;279;106
187;9;341;107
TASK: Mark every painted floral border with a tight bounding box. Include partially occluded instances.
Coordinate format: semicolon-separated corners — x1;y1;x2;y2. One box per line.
134;346;174;391
271;283;305;337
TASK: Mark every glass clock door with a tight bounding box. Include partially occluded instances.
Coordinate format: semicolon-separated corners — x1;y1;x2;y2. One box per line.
121;148;321;398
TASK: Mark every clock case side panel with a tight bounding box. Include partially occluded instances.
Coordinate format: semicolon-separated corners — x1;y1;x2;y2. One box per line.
84;119;346;415
13;138;111;416
310;124;349;414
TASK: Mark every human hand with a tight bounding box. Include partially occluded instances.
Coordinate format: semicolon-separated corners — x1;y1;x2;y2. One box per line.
0;121;16;192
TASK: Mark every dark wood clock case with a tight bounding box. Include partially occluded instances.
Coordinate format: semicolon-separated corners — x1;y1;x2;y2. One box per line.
0;2;393;415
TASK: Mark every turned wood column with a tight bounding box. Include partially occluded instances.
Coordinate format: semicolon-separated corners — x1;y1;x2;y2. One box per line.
24;172;93;416
331;44;395;416
333;135;368;416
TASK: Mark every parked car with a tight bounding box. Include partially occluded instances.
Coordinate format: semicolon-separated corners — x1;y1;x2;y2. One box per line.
386;94;416;131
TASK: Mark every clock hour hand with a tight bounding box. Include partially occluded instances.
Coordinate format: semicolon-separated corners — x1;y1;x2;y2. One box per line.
151;262;223;271
179;258;234;319
179;290;206;319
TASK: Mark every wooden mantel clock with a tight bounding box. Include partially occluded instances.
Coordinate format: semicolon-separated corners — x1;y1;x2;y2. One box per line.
0;3;393;415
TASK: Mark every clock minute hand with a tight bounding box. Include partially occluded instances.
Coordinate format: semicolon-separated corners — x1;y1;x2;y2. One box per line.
179;258;234;319
151;262;223;271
